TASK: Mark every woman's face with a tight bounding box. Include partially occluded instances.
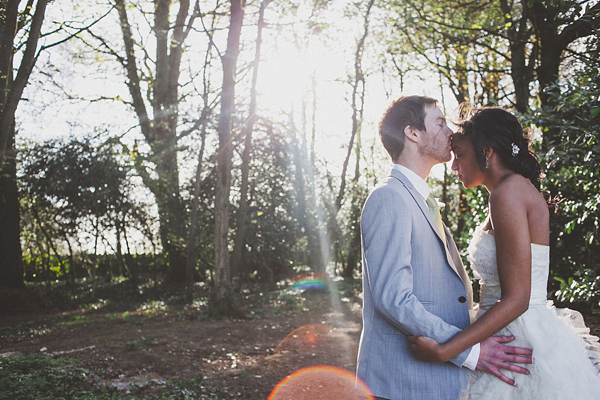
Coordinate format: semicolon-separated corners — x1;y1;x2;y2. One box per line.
451;135;484;188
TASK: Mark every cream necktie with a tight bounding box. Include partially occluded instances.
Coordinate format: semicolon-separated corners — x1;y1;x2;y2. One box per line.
426;193;472;307
426;193;446;243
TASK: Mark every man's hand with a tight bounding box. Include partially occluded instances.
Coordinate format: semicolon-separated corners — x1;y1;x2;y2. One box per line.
477;335;533;386
407;336;447;362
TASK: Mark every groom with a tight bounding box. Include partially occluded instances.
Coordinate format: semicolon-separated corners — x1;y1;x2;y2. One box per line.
356;96;532;399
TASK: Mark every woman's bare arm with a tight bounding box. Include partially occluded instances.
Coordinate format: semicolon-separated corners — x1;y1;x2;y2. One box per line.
409;179;532;362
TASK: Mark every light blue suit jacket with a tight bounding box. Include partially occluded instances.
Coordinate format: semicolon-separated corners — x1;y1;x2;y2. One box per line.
356;168;472;400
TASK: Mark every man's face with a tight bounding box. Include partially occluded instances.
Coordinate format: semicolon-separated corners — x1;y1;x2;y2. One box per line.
417;104;454;163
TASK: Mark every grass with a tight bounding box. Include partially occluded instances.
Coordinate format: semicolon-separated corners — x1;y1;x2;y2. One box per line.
0;353;209;399
0;276;327;399
0;354;109;399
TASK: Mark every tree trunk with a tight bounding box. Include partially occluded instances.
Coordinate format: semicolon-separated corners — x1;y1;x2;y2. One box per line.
185;136;207;295
0;0;47;289
231;0;270;279
115;0;197;285
0;132;24;289
529;1;600;146
339;0;373;278
153;150;186;284
334;0;374;215
342;199;362;279
499;0;536;113
116;221;137;285
289;108;320;270
212;0;245;317
0;0;48;164
185;6;218;296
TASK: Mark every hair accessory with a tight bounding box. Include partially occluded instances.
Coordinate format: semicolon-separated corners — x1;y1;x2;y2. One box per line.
511;143;520;156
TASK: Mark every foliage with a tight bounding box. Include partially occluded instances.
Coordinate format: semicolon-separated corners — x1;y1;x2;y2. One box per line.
18;136;154;281
383;0;514;105
0;354;109;399
383;0;599;112
231;122;304;284
0;352;211;399
431;171;488;301
182;167;216;282
9;0;599;312
528;55;600;311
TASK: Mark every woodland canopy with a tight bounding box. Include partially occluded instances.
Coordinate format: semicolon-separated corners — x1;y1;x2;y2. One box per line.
1;0;599;314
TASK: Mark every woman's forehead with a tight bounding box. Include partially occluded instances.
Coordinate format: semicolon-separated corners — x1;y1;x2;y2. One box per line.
451;135;470;148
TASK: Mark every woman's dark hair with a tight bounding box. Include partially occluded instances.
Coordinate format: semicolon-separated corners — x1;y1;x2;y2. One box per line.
457;106;543;190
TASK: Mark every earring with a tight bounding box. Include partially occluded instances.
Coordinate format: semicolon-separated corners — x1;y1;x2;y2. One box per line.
485;156;489;169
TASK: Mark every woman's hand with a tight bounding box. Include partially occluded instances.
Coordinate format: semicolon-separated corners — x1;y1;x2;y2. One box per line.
407;336;448;362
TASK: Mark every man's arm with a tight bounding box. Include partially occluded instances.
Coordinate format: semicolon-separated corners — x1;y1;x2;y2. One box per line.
408;334;533;384
362;186;472;367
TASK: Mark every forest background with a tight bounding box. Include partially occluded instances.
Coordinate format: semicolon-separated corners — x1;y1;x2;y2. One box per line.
1;0;599;397
2;0;600;315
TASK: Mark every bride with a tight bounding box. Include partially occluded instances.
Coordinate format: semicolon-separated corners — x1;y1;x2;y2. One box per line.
407;107;600;399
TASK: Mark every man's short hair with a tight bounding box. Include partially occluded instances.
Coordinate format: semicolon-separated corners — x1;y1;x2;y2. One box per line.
379;95;438;161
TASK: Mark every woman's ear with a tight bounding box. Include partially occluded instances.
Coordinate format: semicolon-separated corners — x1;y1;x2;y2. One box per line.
483;144;493;159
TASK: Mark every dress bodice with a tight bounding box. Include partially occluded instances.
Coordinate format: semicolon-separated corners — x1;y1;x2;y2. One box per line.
467;224;550;309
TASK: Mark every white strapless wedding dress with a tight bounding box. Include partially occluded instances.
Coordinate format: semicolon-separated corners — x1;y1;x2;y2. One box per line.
460;225;600;399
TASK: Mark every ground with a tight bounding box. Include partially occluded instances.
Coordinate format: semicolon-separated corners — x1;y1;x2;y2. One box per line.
0;283;364;399
0;282;598;399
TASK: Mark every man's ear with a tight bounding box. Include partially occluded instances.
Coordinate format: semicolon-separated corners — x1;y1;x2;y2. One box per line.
404;125;419;144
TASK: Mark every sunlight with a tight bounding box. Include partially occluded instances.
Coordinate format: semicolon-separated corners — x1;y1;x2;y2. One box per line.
258;38;328;113
256;30;367;185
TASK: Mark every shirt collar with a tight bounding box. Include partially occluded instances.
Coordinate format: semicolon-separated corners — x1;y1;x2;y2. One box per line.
393;164;431;200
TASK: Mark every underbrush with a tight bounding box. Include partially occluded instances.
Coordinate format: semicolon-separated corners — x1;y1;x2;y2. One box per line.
0;354;108;399
0;353;210;399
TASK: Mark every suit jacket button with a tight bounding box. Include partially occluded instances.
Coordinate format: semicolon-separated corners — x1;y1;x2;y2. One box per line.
458;296;467;303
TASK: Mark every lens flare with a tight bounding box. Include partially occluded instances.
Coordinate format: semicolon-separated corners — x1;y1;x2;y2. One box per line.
268;365;373;400
290;272;328;291
275;323;333;353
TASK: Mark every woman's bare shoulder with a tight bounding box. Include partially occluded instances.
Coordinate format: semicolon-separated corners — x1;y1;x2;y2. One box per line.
489;174;549;242
491;174;541;204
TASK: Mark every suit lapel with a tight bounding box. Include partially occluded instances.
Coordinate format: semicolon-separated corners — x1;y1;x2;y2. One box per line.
389;169;445;244
388;169;464;279
445;225;474;309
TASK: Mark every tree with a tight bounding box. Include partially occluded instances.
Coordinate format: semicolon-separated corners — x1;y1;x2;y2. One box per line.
339;0;375;278
385;0;600;114
384;0;492;106
185;5;220;294
212;0;245;316
529;0;600;109
109;0;204;284
236;122;302;285
231;0;271;279
0;0;49;289
529;46;600;310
